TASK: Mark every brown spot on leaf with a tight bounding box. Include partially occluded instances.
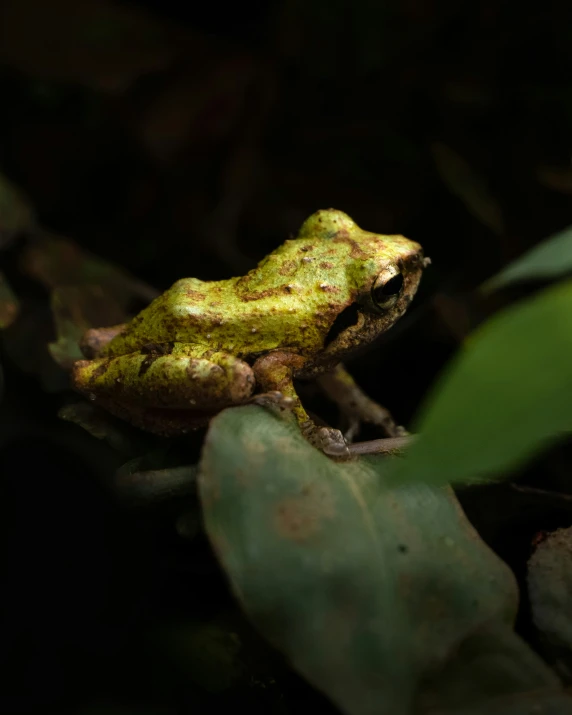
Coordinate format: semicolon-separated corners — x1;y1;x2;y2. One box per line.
273;482;335;542
320;261;334;270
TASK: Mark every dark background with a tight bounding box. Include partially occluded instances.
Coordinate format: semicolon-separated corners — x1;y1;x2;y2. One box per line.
2;1;572;713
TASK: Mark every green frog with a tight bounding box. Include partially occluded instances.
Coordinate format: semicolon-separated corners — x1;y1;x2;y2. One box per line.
72;209;428;456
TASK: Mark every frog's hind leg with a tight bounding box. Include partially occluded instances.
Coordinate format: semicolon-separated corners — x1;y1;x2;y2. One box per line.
253;351;350;457
72;344;255;411
317;363;406;440
80;324;128;358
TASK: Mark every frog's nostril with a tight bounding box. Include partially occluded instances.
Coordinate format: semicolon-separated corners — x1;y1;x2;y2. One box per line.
325;303;360;346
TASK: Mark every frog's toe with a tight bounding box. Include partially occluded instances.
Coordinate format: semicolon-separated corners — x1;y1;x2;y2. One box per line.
342;415;361;443
250;390;296;411
301;423;350;458
318;428;351;457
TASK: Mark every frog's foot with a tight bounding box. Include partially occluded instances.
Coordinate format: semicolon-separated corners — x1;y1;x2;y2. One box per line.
250;390;296;411
300;421;350;458
341;408;408;442
252;351;352;458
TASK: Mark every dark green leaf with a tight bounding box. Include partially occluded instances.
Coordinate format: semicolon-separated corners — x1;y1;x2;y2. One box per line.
198;406;561;715
484;225;572;292
48;284;128;369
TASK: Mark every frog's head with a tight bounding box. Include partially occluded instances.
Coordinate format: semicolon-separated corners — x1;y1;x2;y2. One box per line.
299;209;429;365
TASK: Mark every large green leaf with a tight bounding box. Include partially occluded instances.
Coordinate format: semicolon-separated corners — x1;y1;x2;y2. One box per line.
393;279;572;488
198;405;565;715
483;225;572;291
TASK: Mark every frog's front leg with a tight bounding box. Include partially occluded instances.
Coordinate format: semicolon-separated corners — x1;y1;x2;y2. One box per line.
72;343;255;413
252;351;350;457
317;363;406;442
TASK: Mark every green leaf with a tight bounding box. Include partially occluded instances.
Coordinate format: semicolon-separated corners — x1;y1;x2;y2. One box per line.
198;405;562;715
393;279;572;488
58;401;145;456
22;233;158;305
483;225;572;292
48;284;128;369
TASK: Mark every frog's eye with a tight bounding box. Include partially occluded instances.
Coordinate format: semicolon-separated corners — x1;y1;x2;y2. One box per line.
371;272;404;308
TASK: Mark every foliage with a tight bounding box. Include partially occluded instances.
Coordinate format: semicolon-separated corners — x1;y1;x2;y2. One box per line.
199;405;571;714
2;0;572;713
392;276;572;487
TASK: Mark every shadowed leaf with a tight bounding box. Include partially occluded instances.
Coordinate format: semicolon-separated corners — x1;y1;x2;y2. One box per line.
0;172;35;247
431;142;504;235
22;233;158;305
0;271;19;328
58;400;152;456
483;225;572;292
198;405;563;715
48;285;128;369
528;527;572;680
3;301;68;392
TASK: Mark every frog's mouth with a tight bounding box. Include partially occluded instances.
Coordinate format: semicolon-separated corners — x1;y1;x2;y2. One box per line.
324;303;362;346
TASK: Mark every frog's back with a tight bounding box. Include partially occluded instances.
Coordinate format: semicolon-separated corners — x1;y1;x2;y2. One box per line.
101;277;227;356
100;208;422;359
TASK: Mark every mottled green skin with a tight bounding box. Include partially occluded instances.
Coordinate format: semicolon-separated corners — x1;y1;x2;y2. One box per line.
72;209;426;438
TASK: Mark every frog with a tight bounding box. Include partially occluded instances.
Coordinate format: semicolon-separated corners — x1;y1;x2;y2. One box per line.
71;209;428;456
